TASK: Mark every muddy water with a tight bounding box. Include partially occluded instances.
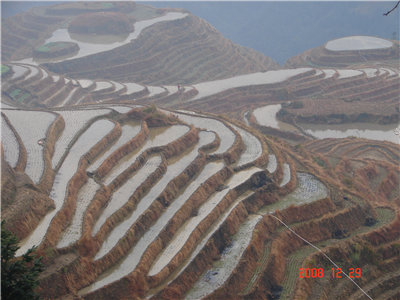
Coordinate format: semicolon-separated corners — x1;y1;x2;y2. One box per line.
253;103;399;144
149;167;262;276
259;172;328;215
186;215;262;299
17;119;114;256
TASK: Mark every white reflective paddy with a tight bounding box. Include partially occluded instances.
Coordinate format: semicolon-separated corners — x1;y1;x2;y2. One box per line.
4;110;56;184
43;12;188;61
191;68;311;100
325;36;393;51
17;119;115;256
1;116;20;168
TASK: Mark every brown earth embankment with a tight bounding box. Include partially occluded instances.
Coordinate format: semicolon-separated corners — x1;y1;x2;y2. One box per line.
38;114;64;193
1;157;55;240
95;121;149;179
38;122;121;250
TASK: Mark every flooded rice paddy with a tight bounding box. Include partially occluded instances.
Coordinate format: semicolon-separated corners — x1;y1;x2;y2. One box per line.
260;172;328;214
186;215;262;299
4;110;56;184
103;125;189;185
253;103;399;144
57;178;100;248
1;115;19;168
192;68;311;100
17;119;114;256
149;167;262;276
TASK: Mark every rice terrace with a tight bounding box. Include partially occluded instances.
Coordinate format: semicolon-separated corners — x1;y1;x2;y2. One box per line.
1;1;399;300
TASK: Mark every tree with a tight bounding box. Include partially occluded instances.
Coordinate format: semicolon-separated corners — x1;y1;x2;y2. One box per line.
1;221;43;300
384;0;400;16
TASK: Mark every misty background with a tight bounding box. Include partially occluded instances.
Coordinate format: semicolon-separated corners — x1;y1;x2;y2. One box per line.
2;1;399;65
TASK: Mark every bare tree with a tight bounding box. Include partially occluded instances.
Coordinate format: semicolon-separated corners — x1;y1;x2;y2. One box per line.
384;0;400;16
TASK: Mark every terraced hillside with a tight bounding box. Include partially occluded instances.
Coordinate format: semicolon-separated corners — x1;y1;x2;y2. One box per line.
2;2;278;85
1;105;399;299
286;36;400;68
1;2;400;300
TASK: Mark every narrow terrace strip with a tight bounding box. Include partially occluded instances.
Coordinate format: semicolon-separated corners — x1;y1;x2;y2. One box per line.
52;109;111;168
1;115;20;168
58;86;79;107
103;125;189;185
94;131;208;260
82;132;218;294
323;69;337;79
191;68;311;100
92;155;163;236
252;104;297;132
279;163;291;187
93;81;112;92
22;64;39;80
266;154;277;173
121;82;144;95
4;110;56;184
174;112;235;155
336;69;363;79
146;190;255;299
57;178;100;248
147;86;166;97
231;124;262;167
87;122;141;173
110;106;135;114
78;79;93;89
17;119;115;256
9;65;28;80
260;172;328;214
186;215;262;299
149;167;262;276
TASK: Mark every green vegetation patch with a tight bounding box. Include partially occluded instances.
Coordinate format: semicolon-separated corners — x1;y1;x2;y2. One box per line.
36;42;69;53
9;89;31;103
102;2;114;8
1;65;10;74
